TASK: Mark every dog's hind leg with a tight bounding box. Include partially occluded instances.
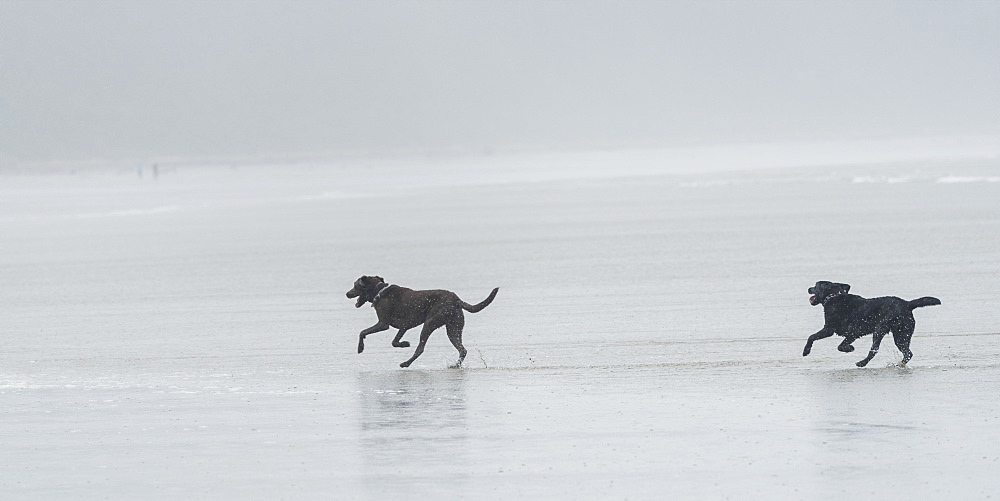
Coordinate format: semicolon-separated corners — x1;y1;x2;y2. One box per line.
891;316;915;365
358;322;389;354
856;330;888;367
391;329;410;348
445;317;467;369
399;320;443;368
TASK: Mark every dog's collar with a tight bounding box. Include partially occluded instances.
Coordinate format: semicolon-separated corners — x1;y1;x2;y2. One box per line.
370;283;392;307
822;291;845;304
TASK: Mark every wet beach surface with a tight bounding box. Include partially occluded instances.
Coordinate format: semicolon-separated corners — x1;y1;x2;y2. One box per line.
2;153;1000;498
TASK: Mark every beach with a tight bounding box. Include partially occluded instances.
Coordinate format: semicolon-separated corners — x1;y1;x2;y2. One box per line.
2;143;1000;499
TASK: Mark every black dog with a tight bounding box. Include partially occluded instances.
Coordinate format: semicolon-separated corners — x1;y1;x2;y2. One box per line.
346;276;498;368
802;281;940;367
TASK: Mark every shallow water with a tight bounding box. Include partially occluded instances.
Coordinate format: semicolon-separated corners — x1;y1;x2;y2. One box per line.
2;150;1000;498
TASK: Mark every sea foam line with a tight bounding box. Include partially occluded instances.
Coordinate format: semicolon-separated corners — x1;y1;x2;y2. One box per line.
75;205;181;219
935;176;1000;184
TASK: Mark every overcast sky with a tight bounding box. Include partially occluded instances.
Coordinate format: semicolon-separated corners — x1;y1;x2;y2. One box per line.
1;0;998;164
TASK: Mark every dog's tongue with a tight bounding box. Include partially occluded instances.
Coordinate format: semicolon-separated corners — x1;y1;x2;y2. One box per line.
355;297;365;308
809;295;817;305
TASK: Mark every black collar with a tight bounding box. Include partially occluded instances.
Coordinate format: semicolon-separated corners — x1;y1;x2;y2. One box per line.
370;283;391;307
822;291;845;304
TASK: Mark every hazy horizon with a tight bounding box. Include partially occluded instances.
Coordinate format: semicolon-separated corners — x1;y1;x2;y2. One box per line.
2;0;999;166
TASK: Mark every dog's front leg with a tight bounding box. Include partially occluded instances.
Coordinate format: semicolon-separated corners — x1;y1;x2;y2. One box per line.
358;322;389;354
391;328;410;348
837;338;856;353
803;327;834;356
856;331;887;367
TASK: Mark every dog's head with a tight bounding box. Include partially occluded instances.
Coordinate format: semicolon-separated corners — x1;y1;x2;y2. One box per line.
808;281;850;306
346;275;385;308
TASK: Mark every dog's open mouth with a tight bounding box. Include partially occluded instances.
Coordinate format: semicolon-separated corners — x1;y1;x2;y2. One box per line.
346;289;364;308
809;295;819;306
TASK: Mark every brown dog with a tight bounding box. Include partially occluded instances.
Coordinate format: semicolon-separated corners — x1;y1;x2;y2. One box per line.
346;276;499;368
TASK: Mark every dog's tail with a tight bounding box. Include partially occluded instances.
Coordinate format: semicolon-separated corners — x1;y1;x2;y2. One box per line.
907;297;941;309
461;287;499;313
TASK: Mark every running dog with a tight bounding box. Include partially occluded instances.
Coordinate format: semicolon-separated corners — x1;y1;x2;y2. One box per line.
802;281;940;367
346;276;498;368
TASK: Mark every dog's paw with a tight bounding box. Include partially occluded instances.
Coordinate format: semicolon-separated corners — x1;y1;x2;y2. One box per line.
358;341;365;354
838;344;855;353
399;361;411;368
856;359;869;367
393;341;411;348
802;345;811;357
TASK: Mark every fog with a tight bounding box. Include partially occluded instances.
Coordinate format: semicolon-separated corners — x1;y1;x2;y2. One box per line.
1;0;999;164
4;2;1000;497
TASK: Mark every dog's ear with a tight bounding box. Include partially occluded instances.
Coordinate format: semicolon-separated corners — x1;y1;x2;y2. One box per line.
836;282;851;293
374;276;384;283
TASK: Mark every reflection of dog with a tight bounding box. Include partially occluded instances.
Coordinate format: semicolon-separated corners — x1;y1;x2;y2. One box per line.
802;281;940;367
346;276;499;368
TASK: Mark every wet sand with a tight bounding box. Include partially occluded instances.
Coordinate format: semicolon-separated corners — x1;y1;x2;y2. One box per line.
2;148;1000;498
